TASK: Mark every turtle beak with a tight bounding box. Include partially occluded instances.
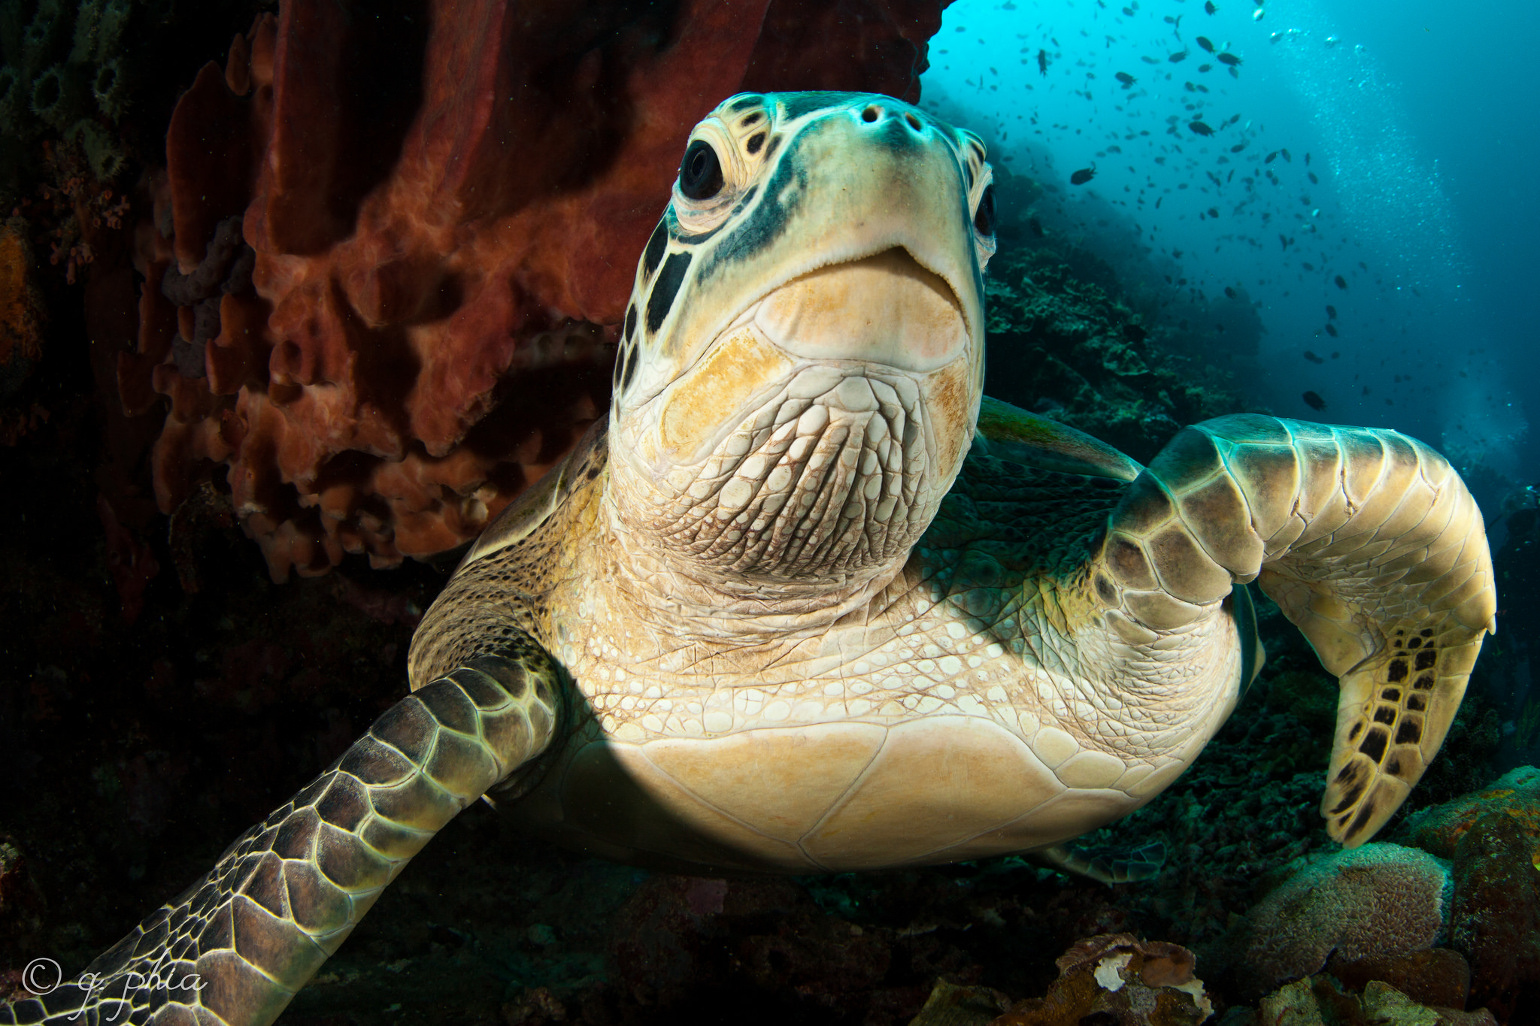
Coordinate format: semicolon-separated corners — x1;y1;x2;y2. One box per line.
748;245;968;373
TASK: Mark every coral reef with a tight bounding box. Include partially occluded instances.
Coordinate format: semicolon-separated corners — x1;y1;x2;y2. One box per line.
988;934;1213;1026
1325;947;1472;1013
122;0;947;579
0;215;45;440
1255;976;1497;1026
1234;843;1452;998
981;241;1243;463
1444;810;1540;1023
0;0;137;185
0;0;268;203
1;1;230;296
1395;765;1540;858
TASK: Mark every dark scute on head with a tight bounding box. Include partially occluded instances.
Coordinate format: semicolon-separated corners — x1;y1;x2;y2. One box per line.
646;252;692;334
642;222;668;280
725;94;764;114
747;131;766;155
621;347;638;392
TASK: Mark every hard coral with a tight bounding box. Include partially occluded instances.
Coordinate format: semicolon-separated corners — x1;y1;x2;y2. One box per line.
1238;843;1452;998
123;0;946;580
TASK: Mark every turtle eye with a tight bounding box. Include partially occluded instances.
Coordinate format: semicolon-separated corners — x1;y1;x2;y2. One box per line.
973;184;996;237
679;140;725;200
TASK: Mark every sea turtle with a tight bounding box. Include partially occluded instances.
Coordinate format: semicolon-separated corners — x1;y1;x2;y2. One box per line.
4;91;1496;1026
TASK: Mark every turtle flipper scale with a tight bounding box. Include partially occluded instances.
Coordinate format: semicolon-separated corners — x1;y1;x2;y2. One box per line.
1;649;561;1026
1096;413;1495;848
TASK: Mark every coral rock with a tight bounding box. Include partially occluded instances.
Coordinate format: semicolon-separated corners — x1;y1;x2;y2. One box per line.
1396;765;1540;859
991;933;1213;1026
1256;976;1498;1026
123;0;945;579
1447;810;1540;1023
1326;947;1471;1012
0;219;46;405
1237;843;1452;998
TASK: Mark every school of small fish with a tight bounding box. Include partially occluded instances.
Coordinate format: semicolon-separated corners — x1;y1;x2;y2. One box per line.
927;0;1460;417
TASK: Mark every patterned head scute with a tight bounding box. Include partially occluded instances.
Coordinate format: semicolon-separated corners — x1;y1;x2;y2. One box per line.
607;92;996;586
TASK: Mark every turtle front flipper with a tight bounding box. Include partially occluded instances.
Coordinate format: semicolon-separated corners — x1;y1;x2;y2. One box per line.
1;650;561;1026
1096;413;1496;847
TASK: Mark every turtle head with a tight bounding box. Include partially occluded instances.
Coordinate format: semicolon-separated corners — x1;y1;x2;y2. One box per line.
606;92;995;599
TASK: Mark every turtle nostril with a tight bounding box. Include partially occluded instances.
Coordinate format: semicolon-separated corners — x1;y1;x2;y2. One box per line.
862;105;880;123
904;113;922;131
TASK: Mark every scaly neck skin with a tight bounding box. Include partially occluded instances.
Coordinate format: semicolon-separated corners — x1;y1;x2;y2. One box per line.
604;365;954;638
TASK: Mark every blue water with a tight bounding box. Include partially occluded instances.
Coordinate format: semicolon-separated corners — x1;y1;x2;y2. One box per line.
920;0;1538;482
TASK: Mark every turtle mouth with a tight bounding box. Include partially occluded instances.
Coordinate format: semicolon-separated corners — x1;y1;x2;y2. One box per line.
749;246;969;372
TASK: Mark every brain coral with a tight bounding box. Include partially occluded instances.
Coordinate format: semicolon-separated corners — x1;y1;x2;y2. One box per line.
118;0;946;579
1240;842;1452;994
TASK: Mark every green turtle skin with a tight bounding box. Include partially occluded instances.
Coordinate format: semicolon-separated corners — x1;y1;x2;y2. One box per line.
1;92;1496;1026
